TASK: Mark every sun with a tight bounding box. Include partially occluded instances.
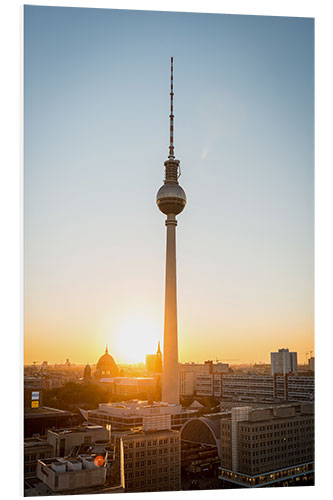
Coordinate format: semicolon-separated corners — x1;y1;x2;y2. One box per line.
112;315;162;364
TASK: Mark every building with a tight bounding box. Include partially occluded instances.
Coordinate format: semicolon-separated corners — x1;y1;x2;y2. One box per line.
83;400;197;431
35;428;124;495
179;370;195;396
99;376;156;400
213;373;314;403
219;403;314;487
271;348;298;376
280;375;314;402
37;455;109;493
222;374;275;401
196;373;225;398
83;363;92;382
120;425;181;492
146;341;163;373
47;425;110;457
179;361;230;397
308;357;315;372
94;345;119;380
156;57;186;405
24;405;78;438
24;437;54;479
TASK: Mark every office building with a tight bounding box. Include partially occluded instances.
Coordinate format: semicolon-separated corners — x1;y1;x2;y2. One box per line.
219;403;314;487
120;426;181;492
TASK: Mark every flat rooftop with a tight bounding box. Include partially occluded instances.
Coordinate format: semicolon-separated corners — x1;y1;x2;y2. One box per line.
49;425;105;436
24;406;75;418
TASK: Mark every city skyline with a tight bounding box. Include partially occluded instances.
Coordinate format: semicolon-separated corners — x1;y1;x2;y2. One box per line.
24;6;314;366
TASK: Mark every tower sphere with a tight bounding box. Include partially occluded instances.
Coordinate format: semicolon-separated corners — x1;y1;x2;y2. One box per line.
156;182;186;215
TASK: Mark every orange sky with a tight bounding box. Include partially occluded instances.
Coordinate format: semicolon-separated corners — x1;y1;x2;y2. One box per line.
24;8;314;367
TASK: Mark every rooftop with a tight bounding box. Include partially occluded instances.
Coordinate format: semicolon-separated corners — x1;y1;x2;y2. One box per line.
24;406;75;418
49;425;105;436
92;399;196;417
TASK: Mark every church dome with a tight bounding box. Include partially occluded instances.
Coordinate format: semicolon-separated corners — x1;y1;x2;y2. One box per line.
95;346;119;379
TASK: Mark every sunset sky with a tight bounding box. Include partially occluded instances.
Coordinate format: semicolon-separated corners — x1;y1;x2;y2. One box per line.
24;6;314;365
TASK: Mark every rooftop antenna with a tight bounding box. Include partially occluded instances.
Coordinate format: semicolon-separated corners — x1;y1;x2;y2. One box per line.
168;57;175;160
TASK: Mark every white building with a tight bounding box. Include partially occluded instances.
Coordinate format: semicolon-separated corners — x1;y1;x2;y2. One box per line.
271;348;298;376
83;400;197;431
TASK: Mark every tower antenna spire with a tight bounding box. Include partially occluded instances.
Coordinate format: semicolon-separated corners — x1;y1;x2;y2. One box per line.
169;57;175;159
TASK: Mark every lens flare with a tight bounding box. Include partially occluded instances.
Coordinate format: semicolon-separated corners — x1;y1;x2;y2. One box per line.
94;455;104;467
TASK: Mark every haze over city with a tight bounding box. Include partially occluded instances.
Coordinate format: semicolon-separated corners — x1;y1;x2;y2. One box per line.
24;7;314;366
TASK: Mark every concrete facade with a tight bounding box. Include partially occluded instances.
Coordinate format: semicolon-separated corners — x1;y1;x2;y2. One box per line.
219;403;314;487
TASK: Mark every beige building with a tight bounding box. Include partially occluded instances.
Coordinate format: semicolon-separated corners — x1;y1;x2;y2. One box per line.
37;455;107;493
120;427;181;492
47;425;110;457
219;403;314;487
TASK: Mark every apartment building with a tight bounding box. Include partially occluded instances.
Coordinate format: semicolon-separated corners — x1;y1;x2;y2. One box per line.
271;348;298;376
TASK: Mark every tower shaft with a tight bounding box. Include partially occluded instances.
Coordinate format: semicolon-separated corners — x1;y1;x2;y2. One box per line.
157;57;186;405
162;214;179;404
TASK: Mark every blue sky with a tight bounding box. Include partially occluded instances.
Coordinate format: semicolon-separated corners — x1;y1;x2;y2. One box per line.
24;6;314;364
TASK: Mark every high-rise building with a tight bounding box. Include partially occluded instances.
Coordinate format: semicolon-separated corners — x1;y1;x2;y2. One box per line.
271;348;298;376
156;57;186;405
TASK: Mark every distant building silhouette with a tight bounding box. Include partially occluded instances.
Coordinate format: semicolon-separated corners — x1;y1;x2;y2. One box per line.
83;363;91;382
146;341;163;374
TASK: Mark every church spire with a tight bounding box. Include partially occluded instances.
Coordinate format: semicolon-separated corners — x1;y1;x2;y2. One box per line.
105;344;109;354
157;341;161;354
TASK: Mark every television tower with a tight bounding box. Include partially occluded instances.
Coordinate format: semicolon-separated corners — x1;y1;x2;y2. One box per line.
156;57;186;404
